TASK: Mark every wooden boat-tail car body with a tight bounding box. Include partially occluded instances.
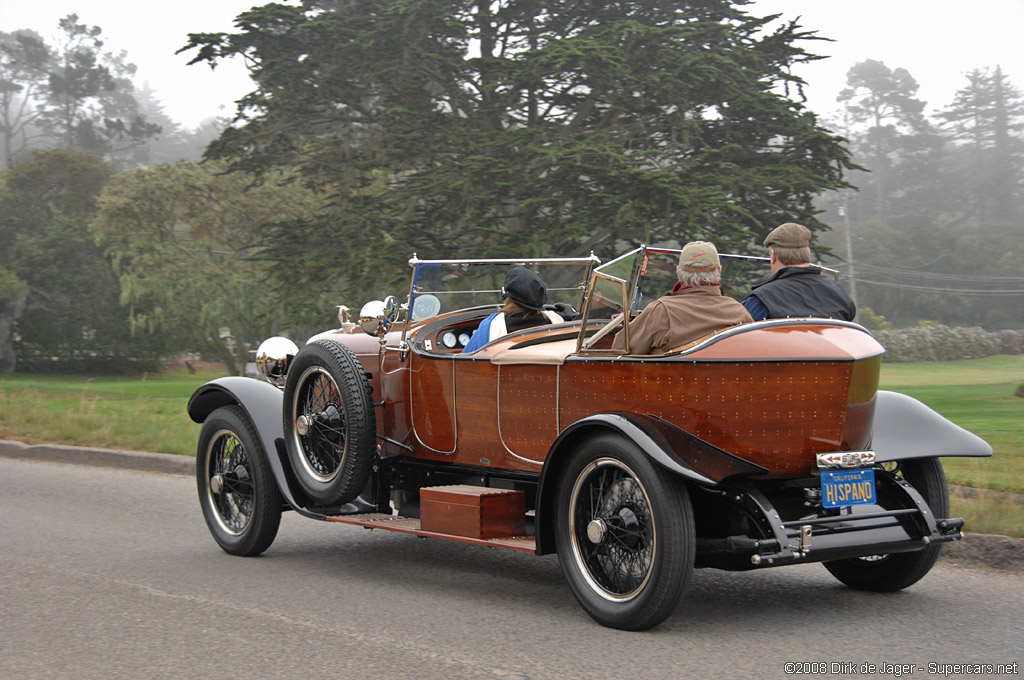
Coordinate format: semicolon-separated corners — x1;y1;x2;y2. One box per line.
188;247;992;630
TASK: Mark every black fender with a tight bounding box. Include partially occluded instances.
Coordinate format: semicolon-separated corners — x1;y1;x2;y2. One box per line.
188;376;314;515
533;412;768;555
871;390;993;462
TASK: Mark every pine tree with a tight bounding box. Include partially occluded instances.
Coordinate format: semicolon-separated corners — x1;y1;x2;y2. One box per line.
940;66;1024;228
181;0;855;300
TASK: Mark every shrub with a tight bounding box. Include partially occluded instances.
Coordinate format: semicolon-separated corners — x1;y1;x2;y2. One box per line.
873;325;1024;363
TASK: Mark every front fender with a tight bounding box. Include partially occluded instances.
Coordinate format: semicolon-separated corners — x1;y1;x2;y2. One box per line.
533;412;767;555
188;377;310;511
871;390;993;462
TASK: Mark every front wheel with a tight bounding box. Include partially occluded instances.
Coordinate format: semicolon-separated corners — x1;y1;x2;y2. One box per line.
823;457;949;591
197;405;283;556
555;433;695;630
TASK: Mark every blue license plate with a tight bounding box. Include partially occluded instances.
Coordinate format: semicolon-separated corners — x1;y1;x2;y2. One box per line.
821;468;877;508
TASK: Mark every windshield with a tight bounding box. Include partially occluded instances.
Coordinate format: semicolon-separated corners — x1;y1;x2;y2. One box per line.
577;246;780;353
407;257;598;322
631;247;777;311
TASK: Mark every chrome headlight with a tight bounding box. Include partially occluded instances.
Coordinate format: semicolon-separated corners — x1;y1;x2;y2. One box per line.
255;336;299;387
359;300;386;335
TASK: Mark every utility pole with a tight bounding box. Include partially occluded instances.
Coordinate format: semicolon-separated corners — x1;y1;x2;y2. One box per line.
838;195;858;306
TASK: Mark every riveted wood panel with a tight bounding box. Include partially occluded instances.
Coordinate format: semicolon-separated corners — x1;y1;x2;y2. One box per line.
409;353;456;453
842;355;881;451
558;360;852;477
497;364;559;464
452;360;507;468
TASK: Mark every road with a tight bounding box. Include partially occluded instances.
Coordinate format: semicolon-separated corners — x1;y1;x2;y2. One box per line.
1;456;1021;680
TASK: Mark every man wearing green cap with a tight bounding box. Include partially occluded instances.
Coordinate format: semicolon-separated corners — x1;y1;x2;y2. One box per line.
614;241;752;355
741;222;856;321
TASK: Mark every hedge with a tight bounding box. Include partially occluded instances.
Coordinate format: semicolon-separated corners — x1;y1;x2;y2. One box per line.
873;325;1024;363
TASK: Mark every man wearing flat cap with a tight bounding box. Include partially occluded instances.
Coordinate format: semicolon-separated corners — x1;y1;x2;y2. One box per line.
615;241;752;355
741;222;856;321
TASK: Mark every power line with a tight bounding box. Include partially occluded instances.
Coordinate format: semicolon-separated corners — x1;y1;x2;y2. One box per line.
853;278;1024;295
850;263;1024;284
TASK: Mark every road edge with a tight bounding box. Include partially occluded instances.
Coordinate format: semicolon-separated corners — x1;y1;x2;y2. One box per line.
2;438;1021;574
0;438;193;476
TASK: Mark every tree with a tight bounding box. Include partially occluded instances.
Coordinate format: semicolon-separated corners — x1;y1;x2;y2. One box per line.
91;161;321;375
0;148;164;372
37;15;161;162
129;83;227;165
0;265;27;372
0;16;160;168
837;59;940;219
181;0;855;301
0;29;51;166
939;66;1024;228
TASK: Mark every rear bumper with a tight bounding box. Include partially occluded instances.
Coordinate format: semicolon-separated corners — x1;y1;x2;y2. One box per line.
695;477;962;570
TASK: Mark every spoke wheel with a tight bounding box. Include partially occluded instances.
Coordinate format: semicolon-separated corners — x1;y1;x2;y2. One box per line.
823;457;949;591
197;406;282;556
282;340;376;506
555;433;693;630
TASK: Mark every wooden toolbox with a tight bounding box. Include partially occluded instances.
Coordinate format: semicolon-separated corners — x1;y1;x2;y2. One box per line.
419;485;526;539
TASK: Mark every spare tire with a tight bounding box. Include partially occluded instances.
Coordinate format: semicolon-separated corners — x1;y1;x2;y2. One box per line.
282;339;377;506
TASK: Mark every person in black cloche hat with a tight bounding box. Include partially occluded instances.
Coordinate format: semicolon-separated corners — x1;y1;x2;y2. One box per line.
462;266;564;353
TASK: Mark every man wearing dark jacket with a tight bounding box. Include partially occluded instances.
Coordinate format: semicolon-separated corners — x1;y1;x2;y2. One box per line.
742;222;856;321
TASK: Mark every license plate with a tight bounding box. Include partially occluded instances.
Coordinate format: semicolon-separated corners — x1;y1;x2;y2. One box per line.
821;468;877;508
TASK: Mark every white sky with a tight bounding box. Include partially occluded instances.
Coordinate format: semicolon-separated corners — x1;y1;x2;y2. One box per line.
1;1;1022;129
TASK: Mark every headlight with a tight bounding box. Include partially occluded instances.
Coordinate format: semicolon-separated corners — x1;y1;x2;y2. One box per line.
255;336;299;387
359;300;386;335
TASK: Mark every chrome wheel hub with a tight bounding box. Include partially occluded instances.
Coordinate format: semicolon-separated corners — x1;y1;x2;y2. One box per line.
587;518;607;544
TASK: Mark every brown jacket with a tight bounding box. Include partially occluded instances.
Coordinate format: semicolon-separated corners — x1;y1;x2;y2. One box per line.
614;285;752;355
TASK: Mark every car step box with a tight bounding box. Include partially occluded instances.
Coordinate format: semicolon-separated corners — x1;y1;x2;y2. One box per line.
419;485;526;539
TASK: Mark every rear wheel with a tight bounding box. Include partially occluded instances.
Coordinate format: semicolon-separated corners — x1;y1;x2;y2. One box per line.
282;340;377;506
823;457;949;591
197;406;282;556
555;433;694;630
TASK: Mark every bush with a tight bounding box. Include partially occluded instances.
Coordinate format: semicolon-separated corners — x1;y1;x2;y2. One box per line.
874;325;1024;362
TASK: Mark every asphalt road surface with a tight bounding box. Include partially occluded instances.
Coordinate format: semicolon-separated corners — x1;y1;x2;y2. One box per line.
2;456;1021;680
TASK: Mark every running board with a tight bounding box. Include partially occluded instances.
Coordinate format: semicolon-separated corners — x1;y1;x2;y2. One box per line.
323;512;536;552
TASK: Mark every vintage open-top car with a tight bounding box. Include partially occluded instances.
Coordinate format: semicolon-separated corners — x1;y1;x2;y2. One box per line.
187;247;992;630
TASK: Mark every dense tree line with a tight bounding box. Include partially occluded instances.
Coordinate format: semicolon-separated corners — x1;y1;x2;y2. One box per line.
1;2;1022;374
0;15;223;169
819;60;1024;329
0;149;167;372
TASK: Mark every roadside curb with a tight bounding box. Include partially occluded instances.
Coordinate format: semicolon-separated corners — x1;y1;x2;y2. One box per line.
941;533;1024;574
0;439;193;476
2;438;1020;574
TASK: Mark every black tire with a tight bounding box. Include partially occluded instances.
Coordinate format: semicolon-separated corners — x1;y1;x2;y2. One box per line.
197;405;283;556
823;457;949;591
281;340;376;506
554;433;695;630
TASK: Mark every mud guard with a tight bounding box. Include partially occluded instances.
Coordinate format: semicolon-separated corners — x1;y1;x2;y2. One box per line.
533;412;768;555
187;377;319;516
871;390;993;462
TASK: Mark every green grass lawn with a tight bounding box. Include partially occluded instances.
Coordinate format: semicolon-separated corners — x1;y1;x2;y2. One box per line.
0;370;224;456
879;355;1024;493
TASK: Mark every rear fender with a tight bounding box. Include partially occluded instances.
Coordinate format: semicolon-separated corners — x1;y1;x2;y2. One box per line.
188;377;313;512
871;390;993;462
533;412;767;555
